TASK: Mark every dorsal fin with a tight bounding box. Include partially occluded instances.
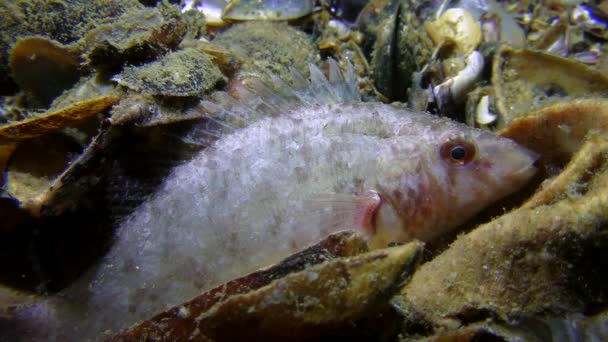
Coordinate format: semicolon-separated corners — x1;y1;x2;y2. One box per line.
187;59;360;142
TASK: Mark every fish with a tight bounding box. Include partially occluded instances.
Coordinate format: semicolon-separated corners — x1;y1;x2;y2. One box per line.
7;61;537;340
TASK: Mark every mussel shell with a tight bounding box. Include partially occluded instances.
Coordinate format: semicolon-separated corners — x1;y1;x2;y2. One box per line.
9;37;83;107
492;46;608;127
112;232;423;341
113;48;225;97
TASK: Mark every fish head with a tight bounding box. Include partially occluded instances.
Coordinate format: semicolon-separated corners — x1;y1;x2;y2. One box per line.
433;128;538;209
371;123;538;246
427;127;537;236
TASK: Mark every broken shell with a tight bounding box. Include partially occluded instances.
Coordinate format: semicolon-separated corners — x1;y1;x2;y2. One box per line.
113;233;423;341
531;17;569;55
49;75;118;112
425;8;482;56
571;4;608;40
498;99;608;170
113;48;225;97
2;123;115;217
465;86;498;128
197;242;422;340
492;46;608;127
433;50;484;109
0;0;140;93
457;0;526;48
3;134;83;211
9;37;83;107
0;96;119;143
474;95;497;125
109;93;215;126
79;3;187;71
222;0;314;22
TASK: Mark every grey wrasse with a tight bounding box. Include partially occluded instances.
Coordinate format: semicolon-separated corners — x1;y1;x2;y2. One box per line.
10;61;537;340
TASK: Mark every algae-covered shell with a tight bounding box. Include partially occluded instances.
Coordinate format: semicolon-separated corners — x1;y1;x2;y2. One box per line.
111;232;422;341
48;75;118;112
1;119;116;217
3;134;84;213
78;3;187;71
0;93;118;216
113;48;225;97
0;96;118;144
9;37;83;107
109;93;216;127
368;1;434;102
222;0;314;21
212;21;318;84
498;99;608;169
492;46;608;127
0;0;141;93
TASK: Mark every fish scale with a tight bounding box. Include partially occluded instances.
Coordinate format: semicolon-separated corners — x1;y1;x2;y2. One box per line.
12;61;537;340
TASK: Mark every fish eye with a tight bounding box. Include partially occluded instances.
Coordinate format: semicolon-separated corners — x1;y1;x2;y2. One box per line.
439;138;477;166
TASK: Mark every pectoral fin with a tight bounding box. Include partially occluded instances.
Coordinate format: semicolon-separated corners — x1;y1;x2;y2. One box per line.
305;191;382;236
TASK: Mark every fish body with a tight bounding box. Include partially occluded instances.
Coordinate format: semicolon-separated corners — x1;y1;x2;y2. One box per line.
12;63;537;340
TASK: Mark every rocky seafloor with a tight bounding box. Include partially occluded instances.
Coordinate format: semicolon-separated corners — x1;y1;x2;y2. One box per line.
0;0;607;340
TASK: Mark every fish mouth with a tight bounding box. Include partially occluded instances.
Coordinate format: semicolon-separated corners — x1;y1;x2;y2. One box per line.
501;141;540;182
504;153;539;185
